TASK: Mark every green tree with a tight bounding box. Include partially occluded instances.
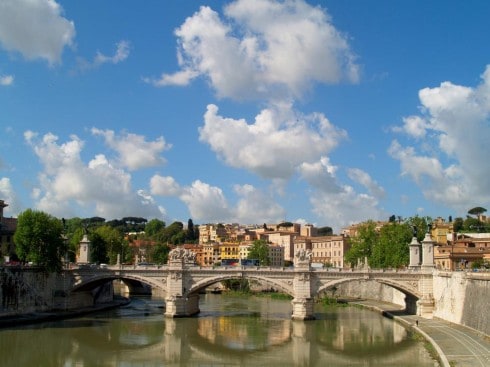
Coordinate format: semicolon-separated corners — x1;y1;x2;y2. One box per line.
468;207;487;217
371;222;412;268
248;239;270;266
151;243;170;264
145;218;165;238
14;209;67;272
453;217;464;232
94;225;123;264
405;215;430;242
186;218;197;242
88;232;109;264
344;221;378;268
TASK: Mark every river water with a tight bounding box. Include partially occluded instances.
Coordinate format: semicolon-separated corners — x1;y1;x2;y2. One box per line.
0;294;438;366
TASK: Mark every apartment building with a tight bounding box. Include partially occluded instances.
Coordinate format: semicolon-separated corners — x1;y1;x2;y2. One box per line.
434;233;490;270
0;200;17;261
294;235;350;268
198;224;227;244
267;232;297;262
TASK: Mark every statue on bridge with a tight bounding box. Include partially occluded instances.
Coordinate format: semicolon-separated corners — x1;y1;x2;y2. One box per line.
168;247;196;265
294;248;312;266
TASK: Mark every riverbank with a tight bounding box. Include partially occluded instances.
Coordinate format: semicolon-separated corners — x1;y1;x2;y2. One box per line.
351;299;490;367
0;296;131;329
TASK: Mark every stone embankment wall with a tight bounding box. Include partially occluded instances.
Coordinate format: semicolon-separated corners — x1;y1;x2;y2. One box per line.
331;280;406;307
433;270;490;336
0;267;112;316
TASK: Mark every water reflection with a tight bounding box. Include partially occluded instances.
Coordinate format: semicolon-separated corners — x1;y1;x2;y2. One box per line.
0;294;437;367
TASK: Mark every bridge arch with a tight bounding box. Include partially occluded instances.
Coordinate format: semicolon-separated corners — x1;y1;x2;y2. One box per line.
188;274;294;297
71;273;167;296
314;276;422;313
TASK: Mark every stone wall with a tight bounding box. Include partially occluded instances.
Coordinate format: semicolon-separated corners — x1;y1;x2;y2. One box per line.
0;267;114;316
329;280;407;307
433;271;490;336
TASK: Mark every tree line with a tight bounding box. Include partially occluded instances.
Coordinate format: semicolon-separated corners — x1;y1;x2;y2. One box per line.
11;209;199;272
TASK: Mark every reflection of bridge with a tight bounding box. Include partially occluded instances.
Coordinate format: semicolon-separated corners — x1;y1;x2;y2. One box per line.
69;257;435;320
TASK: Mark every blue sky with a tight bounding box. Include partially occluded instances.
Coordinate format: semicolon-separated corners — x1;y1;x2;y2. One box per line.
1;0;490;232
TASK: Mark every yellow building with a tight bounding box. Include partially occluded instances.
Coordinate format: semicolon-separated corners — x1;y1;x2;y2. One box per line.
220;242;240;260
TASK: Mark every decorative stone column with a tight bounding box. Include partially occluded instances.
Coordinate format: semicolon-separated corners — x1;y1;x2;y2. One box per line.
164;247;200;318
78;234;91;264
409;237;421;269
292;249;315;320
421;232;435;269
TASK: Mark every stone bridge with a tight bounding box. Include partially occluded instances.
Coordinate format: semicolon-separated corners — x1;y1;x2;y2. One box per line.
68;255;435;320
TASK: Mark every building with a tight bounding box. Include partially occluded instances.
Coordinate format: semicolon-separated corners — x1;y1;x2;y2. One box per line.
268;245;284;267
434;233;490;270
198;224;227;244
267;232;297;263
430;217;454;245
294;235;350;268
0;200;17;262
201;243;220;266
220;242;240;261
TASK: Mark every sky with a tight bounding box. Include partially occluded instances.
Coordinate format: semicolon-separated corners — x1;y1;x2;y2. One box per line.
1;0;490;233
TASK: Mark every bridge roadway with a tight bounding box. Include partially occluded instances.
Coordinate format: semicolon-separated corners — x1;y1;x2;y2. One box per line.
69;257;435;320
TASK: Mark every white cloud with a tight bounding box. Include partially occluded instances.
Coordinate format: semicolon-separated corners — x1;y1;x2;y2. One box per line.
0;177;22;215
233;184;285;223
347;167;385;199
150;175;182;196
94;40;130;65
199;103;347;179
24;132;163;219
91;128;170;171
298;157;386;232
148;0;359;100
179;180;232;222
310;187;386;233
171;180;285;224
0;0;75;65
392;115;428;139
390;65;490;212
77;40;131;71
0;74;14;86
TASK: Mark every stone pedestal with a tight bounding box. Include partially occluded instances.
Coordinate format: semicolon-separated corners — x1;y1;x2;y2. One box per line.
409;237;421;268
291;298;315;320
164;294;200;318
421;233;435;269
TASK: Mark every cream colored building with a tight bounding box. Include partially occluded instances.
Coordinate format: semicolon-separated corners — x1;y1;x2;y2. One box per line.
198;224;227;244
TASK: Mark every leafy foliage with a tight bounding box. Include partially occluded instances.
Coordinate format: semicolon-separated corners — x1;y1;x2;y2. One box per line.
14;209;66;272
468;207;487;216
247;239;270;266
344;221;378;268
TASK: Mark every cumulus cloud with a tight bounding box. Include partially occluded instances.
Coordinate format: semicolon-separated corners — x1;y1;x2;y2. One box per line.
0;0;75;65
77;40;131;71
0;74;14;86
91;128;170;171
233;184;285;223
179;180;233;222
0;177;22;215
150;175;182;196
199;103;347;179
147;0;359;100
347;168;385;199
298;157;386;231
24;132;163;219
390;65;490;212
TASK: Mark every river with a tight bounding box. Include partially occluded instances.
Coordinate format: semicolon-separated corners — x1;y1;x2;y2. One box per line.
0;294;438;366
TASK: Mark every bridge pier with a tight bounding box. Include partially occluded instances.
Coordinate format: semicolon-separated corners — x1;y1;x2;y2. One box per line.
164;294;200;318
291;297;315;320
292;257;315;320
